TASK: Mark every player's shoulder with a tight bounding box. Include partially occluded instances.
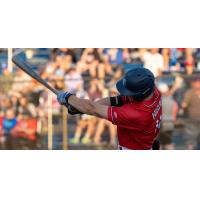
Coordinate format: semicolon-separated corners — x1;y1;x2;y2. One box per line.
119;103;148;119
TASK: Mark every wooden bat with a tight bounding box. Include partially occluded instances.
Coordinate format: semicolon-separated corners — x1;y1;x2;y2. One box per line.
12;50;59;95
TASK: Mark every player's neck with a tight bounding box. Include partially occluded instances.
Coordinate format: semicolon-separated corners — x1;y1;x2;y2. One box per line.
144;92;154;100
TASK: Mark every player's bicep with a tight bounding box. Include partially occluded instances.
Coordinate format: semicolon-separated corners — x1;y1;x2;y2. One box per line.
93;103;109;119
95;97;111;106
95;96;125;107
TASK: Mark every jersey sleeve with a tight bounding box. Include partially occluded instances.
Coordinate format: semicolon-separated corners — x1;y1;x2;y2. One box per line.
121;96;134;104
121;96;127;104
107;105;141;129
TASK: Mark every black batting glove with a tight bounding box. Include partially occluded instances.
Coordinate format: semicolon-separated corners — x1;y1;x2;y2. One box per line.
68;105;83;115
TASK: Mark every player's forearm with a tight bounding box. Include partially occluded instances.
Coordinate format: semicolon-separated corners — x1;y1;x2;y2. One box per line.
57;92;108;118
68;96;107;118
95;97;111;106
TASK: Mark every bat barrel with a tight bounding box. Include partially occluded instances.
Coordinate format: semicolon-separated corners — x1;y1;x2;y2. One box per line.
12;52;59;96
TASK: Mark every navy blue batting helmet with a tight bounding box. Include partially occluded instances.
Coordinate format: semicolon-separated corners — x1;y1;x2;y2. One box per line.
116;67;155;100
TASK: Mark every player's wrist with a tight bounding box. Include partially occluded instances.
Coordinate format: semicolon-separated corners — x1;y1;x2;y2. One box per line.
57;92;74;106
68;104;83;115
65;92;73;106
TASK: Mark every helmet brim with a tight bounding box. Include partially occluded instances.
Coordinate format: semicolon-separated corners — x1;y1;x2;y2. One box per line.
116;78;138;96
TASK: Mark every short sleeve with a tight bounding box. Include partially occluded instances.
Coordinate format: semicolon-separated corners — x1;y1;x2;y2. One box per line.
121;96;134;104
121;96;128;104
107;105;139;129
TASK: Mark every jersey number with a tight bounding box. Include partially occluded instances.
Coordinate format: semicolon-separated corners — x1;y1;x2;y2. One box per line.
156;116;162;129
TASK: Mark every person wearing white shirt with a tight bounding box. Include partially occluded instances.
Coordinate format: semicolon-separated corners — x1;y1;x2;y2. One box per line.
142;48;164;77
64;67;83;93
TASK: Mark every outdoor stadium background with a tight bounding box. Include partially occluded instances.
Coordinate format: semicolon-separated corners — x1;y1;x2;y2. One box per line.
0;48;200;150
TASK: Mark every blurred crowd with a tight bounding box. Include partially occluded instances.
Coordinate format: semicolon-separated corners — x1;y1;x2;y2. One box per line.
0;48;200;149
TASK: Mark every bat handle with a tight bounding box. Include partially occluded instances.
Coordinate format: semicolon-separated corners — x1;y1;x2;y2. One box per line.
50;87;59;96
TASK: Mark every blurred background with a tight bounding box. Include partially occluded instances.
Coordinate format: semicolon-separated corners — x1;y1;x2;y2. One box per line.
0;48;200;150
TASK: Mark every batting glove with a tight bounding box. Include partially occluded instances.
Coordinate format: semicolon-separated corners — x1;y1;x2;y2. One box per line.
68;105;82;115
57;92;73;106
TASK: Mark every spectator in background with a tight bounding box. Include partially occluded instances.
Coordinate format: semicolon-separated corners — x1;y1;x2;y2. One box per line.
158;83;178;150
106;67;123;88
11;68;33;94
10;92;20;114
71;114;96;145
105;48;123;65
78;50;112;79
0;66;14;93
93;83;117;146
122;48;142;64
28;80;45;107
43;54;72;81
122;48;130;63
0;108;17;149
55;55;72;77
92;81;116;145
170;76;187;109
17;95;37;118
64;67;83;93
37;89;49;134
185;48;195;75
80;48;101;64
87;79;103;101
42;59;57;80
52;48;77;63
142;48;164;77
37;81;62;130
79;48;102;78
194;48;200;70
169;48;180;71
11;113;37;148
77;79;106;144
50;80;63;116
162;48;170;70
98;61;113;80
182;78;200;149
0;96;12;115
76;60;88;74
93;119;116;145
87;59;100;78
70;85;96;145
75;79;113;145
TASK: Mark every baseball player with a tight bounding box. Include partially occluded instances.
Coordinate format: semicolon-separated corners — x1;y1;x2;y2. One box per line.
57;67;162;150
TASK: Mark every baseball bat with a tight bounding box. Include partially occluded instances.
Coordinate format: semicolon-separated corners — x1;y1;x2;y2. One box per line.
12;51;59;95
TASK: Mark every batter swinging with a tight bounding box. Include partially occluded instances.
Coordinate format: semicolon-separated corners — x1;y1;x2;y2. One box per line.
57;67;162;150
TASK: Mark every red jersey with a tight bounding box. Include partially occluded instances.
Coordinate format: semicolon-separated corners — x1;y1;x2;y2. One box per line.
107;88;162;150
